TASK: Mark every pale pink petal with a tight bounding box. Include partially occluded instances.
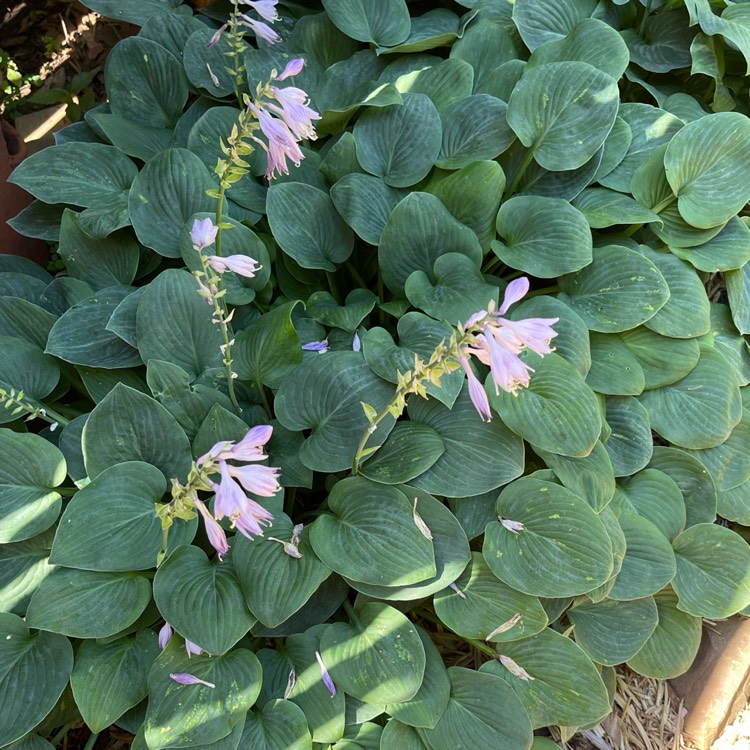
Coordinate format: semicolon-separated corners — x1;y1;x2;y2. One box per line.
276;58;304;81
460;356;492;422
498;277;530;315
227;463;281;497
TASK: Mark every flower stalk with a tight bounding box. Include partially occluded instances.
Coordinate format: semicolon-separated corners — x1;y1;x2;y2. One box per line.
0;386;70;429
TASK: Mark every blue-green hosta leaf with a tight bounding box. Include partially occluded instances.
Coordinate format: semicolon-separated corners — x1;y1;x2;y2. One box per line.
345;485;471;601
527;18;630;79
683;389;750;492
129;148;215;258
284;624;346;743
408;386;525;497
267;183;354;272
93;114;173;162
483;476;614;597
46;286;142;369
353;93;441;188
320;602;425;704
82;383;193;482
378;192;482;295
512;0;597;51
183;27;235;97
710;303;750;387
619;327;700;390
558;245;670;333
572;188;661;230
480;628;611;729
636;245;711;338
322;0;411;46
144;638;261;750
0;529;54;615
307;289;378;333
330;173;406;245
599;103;682;194
0;431;65;544
232;513;332;628
136;269;223;381
274;352;396;473
613;468;686;541
672;524;750;618
388;58;474;111
507;61;619;172
449;21;519;93
648;446;716;528
492;195;592;278
534;441;615;513
727;261;750;334
375;8;465;55
426;160;505;251
58;209;138;289
309;478;435;586
71;631;159;733
433;552;548;642
232;302;302;390
50;461;165;571
8;142;136;208
604;395;653;477
76;0;180;24
0;613;73;747
586;333;646;396
380;720;430;750
153;545;256;655
593;116;632;183
717;480;750;525
664;112;750;229
362;313;464;408
360;422;445;485
627;588;702;679
608;507;676;601
105;37;188;128
240;699;312;750
487;351;602;458
422;667;533;749
436;94;514;170
0;297;56;350
405;253;498;324
568;597;659;667
638;344;742;449
621;10;695;73
25;568;151;638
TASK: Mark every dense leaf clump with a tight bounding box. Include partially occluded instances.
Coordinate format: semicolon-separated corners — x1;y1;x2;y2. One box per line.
3;0;750;748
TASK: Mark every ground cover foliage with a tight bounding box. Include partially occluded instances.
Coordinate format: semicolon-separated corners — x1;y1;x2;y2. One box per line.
3;0;750;747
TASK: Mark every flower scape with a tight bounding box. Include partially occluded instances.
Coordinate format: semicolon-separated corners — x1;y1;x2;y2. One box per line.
2;0;750;749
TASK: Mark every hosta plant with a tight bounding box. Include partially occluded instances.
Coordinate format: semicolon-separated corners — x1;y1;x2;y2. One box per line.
3;0;750;748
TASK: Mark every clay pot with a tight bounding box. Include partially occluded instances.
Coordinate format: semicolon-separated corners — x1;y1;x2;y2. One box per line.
0;118;49;266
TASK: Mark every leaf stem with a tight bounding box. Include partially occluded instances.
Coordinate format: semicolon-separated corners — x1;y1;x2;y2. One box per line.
503;145;536;201
345;259;368;289
83;732;99;750
49;722;75;747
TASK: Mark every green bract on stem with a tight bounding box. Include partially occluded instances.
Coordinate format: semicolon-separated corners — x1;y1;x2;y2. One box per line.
0;386;69;429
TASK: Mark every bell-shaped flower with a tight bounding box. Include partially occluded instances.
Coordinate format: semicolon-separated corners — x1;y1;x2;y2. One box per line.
205;254;259;278
240;14;281;43
493;316;559;356
212;461;273;540
240;0;278;22
460;356;492;422
226;462;281;498
190;217;218;250
228;424;273;461
194;497;229;557
249;102;304;178
268;86;320;141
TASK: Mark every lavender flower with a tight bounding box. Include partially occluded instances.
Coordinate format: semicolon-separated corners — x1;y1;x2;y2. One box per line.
240;14;281;43
500;518;526;534
267;86;320;141
459;277;559;420
185;639;203;657
276;58;305;81
239;0;279;22
206;23;228;49
205;254;260;278
212;460;275;540
315;651;337;696
194;497;229;557
352;333;361;352
170;673;216;689
248;102;305;179
191;218;219;250
302;339;329;353
226;461;281;497
224;425;273;462
158;622;173;650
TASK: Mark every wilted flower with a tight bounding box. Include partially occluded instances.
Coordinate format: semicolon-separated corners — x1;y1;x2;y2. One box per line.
352;333;361;352
206;23;228;48
315;651;337;696
205;254;259;278
302;339;328;353
485;613;522;641
500;517;526;534
498;654;535;682
191;218;219;250
284;668;296;699
412;498;433;540
158;622;173;650
170;673;216;688
449;581;467;599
